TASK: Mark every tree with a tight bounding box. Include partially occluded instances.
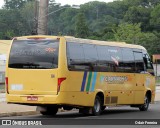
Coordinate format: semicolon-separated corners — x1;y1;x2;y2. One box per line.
75;13;89;38
140;32;159;55
0;9;24;39
107;0;130;19
113;23;143;44
124;0;160;7
124;6;151;31
4;0;33;9
80;1;117;34
21;1;35;34
150;4;160;32
58;8;79;35
4;30;16;39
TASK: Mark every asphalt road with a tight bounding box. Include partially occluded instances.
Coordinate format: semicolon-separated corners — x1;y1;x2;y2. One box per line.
1;103;160;128
0;86;160;128
1;102;160;118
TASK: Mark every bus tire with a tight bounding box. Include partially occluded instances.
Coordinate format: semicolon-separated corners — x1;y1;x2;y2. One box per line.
139;95;149;111
92;96;102;116
40;106;58;116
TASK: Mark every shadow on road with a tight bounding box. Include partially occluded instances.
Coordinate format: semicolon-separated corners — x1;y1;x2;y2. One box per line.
34;108;140;118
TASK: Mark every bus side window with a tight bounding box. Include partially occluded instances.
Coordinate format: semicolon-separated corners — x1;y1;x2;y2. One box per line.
108;46;123;72
134;52;145;73
143;54;155;76
96;45;112;72
121;48;135;73
83;43;99;71
67;42;87;71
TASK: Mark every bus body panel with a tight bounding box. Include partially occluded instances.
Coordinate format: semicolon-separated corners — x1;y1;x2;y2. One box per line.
7;68;58;95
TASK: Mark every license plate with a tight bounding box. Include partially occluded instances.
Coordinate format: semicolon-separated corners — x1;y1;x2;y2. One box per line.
27;96;38;101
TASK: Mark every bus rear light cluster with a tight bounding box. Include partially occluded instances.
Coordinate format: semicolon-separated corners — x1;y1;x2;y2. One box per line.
5;77;9;94
57;77;66;93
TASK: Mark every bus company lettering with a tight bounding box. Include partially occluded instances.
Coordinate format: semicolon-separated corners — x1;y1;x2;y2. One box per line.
105;76;128;84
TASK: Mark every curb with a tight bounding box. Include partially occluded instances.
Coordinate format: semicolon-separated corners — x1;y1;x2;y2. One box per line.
0;111;39;118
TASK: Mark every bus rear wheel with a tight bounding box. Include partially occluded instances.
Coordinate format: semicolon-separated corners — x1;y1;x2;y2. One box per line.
92;96;102;116
40;106;58;116
139;95;149;111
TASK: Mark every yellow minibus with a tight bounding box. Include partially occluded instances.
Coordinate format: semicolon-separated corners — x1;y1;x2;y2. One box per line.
6;35;155;116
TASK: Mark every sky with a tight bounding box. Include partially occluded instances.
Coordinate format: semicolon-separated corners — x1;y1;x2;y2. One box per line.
0;0;114;8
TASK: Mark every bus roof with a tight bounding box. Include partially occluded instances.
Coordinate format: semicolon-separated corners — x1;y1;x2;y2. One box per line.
14;35;146;50
15;35;59;40
65;37;146;50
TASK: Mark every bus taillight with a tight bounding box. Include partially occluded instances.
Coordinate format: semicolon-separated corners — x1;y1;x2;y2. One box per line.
57;77;66;93
5;77;9;94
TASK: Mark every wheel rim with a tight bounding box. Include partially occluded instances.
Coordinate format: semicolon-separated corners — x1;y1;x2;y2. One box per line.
144;96;148;108
94;98;100;113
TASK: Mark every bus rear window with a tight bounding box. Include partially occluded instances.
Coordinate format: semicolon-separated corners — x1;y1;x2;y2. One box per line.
9;39;59;69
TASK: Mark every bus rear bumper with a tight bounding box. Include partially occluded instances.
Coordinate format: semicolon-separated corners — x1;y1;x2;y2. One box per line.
6;94;59;105
6;92;95;106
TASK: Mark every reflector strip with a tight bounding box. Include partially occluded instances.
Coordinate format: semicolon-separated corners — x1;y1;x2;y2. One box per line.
86;72;92;92
90;72;97;92
81;71;87;91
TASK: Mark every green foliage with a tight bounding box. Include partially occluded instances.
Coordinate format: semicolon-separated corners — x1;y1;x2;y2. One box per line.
114;22;160;55
114;23;143;44
21;1;35;34
0;9;24;38
139;32;159;55
75;13;89;38
58;8;79;35
47;3;61;35
4;0;33;9
107;0;129;19
4;30;15;39
150;4;160;32
124;6;151;31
